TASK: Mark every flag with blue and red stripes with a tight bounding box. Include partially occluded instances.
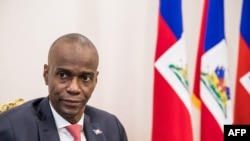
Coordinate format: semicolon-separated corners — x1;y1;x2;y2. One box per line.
193;0;232;141
152;0;193;141
234;0;250;125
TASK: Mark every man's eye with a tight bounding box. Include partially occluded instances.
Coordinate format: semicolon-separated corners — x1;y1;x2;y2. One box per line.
57;72;68;78
81;75;91;82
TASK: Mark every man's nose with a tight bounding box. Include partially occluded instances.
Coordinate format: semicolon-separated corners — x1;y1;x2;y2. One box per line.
66;77;81;94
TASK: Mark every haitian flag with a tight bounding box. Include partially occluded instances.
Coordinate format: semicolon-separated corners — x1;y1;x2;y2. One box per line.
194;0;232;141
152;0;193;141
234;0;250;124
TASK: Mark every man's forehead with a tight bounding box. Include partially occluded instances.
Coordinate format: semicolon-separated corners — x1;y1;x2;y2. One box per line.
49;46;98;71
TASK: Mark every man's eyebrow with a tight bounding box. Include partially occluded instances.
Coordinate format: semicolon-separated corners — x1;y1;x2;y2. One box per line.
56;67;67;71
79;71;95;76
55;68;71;73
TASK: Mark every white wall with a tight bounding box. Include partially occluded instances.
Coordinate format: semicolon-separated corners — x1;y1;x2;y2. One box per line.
0;1;242;141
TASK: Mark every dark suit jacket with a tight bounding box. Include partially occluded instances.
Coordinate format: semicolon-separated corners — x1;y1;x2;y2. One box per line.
0;97;128;141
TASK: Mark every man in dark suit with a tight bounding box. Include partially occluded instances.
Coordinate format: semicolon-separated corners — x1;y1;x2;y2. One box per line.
0;33;128;141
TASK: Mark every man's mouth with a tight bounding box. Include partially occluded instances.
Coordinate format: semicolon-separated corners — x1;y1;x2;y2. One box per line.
61;99;83;107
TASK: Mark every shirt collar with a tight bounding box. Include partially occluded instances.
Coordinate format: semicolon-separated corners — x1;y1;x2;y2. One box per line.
49;101;84;129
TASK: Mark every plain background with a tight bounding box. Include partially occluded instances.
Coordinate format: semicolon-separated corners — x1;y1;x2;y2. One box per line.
0;1;242;141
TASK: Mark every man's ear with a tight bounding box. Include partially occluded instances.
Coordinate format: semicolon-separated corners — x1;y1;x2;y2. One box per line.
95;71;99;83
43;64;49;85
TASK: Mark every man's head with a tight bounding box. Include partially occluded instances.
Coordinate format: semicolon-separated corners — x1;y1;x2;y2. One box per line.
43;33;99;123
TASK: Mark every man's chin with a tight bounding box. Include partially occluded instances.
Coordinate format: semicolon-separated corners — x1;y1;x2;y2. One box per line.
60;107;83;119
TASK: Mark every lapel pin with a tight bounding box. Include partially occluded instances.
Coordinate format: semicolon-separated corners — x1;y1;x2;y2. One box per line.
93;129;103;135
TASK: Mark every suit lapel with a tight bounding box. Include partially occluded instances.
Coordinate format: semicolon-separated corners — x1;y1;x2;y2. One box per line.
36;98;60;141
84;114;107;141
36;120;60;141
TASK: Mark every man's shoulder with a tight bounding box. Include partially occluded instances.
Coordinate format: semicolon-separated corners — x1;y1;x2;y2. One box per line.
84;105;128;140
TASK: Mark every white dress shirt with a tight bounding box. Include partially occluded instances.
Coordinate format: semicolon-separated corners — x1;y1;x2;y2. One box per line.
49;102;87;141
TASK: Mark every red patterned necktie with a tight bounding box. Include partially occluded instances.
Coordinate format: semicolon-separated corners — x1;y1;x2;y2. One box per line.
66;124;82;141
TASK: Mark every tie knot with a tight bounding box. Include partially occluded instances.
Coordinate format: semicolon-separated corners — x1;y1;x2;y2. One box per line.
66;124;82;141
